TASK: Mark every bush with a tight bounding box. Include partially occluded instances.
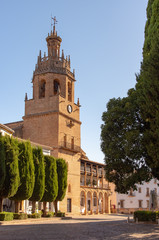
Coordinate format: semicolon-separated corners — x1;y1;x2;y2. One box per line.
28;213;41;218
56;212;65;217
42;211;54;218
0;212;13;221
134;211;157;222
13;213;28;220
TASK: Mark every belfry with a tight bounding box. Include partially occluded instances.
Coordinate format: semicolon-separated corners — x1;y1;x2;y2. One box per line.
6;19;111;214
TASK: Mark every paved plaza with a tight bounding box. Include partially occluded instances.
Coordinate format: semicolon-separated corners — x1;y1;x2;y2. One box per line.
0;214;159;240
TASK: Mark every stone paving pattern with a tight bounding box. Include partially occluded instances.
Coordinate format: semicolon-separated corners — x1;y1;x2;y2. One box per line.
0;214;159;240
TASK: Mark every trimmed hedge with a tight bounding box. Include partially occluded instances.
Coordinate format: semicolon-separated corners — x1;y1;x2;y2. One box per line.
0;212;13;221
134;211;159;222
13;213;28;220
28;213;41;218
42;211;54;218
56;212;65;217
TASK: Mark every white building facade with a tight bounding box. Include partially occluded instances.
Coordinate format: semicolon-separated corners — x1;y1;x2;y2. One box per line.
110;179;159;214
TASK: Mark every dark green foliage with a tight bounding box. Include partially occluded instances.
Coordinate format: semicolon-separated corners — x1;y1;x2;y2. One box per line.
134;211;157;222
136;0;159;179
11;141;35;200
0;134;6;190
1;136;20;198
56;158;67;201
0;212;13;221
28;213;41;218
101;0;159;192
41;156;58;202
13;213;28;220
101;90;150;193
56;212;65;217
29;147;45;201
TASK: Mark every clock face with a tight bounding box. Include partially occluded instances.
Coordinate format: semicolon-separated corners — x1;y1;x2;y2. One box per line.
67;105;72;113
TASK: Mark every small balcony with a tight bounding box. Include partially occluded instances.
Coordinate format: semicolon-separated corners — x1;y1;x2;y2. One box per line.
80;176;85;186
60;141;81;153
98;168;103;178
86;165;91;175
80;165;85;174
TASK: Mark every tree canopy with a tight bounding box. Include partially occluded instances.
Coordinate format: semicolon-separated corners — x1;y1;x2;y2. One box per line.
0;134;6;191
11;141;35;200
41;155;58;202
101;0;159;193
29;147;45;202
56;158;67;201
0;136;20;211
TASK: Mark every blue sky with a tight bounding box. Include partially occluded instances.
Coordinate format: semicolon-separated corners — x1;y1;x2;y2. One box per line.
0;0;148;163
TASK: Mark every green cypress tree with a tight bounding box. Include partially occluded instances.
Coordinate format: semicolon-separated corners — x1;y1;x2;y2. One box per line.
0;136;20;212
136;0;159;179
41;155;58;215
54;158;67;214
0;134;6;192
11;141;35;212
29;147;45;213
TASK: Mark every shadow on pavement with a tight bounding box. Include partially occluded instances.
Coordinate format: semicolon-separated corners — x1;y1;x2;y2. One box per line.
0;219;159;240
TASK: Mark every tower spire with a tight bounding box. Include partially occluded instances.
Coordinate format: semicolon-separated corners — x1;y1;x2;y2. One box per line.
52;16;58;35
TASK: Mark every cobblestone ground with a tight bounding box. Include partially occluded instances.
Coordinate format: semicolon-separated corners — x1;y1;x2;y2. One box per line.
0;214;159;240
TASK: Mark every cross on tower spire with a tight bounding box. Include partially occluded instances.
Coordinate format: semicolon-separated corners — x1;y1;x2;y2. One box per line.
51;16;58;35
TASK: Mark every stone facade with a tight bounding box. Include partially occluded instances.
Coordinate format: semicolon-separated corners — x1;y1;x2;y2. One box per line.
6;24;111;215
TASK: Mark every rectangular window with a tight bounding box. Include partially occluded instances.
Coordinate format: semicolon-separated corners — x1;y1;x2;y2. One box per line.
138;187;141;193
67;198;72;213
147;200;149;208
120;200;124;208
146;188;149;197
139;200;142;208
71;137;74;150
64;135;67;148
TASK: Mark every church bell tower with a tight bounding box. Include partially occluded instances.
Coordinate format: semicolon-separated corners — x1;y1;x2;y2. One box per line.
23;18;81;213
23;18;81;159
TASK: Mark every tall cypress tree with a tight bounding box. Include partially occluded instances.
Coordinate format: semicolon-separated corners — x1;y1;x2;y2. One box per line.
136;0;159;179
54;158;67;214
0;136;20;212
41;155;58;215
0;134;6;193
29;147;45;213
11;141;35;212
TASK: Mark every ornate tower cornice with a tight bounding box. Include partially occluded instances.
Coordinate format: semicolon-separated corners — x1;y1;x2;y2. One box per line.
33;17;75;81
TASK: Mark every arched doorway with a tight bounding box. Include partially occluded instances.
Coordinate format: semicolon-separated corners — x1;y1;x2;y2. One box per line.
99;192;103;213
87;192;92;213
93;192;97;214
80;191;86;214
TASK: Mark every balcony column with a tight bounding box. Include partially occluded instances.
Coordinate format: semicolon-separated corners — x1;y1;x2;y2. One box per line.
91;164;92;187
84;192;87;215
84;162;86;186
97;165;98;187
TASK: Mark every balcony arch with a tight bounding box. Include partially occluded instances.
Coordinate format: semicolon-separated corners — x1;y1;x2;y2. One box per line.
39;80;46;98
54;79;60;95
80;191;86;214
